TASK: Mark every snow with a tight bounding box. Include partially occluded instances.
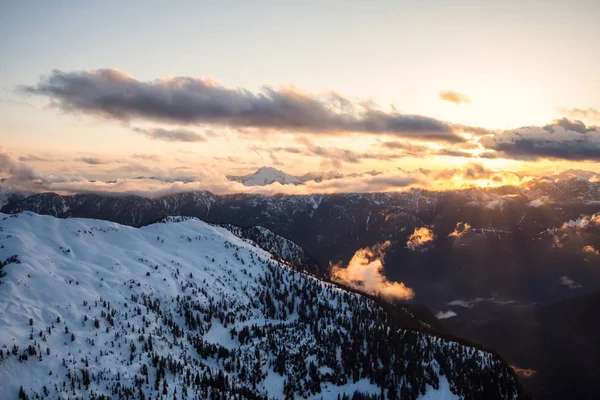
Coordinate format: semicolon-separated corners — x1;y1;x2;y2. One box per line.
418;375;460;400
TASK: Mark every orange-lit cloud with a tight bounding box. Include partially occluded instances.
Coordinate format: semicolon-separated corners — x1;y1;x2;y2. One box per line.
552;213;600;248
438;91;471;105
406;227;434;251
331;241;415;301
448;222;472;239
582;245;600;256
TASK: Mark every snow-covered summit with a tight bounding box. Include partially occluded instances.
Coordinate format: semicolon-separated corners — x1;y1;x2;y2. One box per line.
229;166;301;186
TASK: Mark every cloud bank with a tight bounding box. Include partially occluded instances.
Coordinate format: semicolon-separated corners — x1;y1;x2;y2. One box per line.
21;69;486;143
331;241;415;301
479;118;600;161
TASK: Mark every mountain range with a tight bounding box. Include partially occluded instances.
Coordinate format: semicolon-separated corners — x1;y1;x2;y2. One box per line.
2;175;600;398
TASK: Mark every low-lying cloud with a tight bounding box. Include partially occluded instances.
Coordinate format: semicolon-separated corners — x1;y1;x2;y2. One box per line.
331;241;415;301
406;227;434;251
559;275;582;289
448;222;472;239
553;213;600;248
0;147;42;182
582;245;600;256
435;310;458;319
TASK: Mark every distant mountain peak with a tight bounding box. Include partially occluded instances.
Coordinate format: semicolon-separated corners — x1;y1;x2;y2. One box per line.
227;167;384;186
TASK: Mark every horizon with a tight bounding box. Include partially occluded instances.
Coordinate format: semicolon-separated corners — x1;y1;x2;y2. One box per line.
2;164;597;199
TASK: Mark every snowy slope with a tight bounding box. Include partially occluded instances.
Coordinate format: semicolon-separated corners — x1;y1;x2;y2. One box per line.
218;223;322;274
0;212;521;400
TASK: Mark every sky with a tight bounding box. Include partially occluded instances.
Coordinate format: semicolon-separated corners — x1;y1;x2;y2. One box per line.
1;0;600;195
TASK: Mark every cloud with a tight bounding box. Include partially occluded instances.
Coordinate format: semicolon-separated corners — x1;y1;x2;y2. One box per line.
480;118;600;161
132;153;161;161
582;245;600;256
331;241;415;301
559;108;600;121
133;127;207;142
435;310;457;319
559;276;582;289
554;216;597;249
448;222;471;239
552;213;600;248
424;163;524;188
77;156;107;165
406;227;434;251
382;141;476;158
438;91;471;105
18;154;49;162
0;146;423;197
435;148;475;158
0;148;42;181
447;297;516;308
255;139;406;166
20;68;485;143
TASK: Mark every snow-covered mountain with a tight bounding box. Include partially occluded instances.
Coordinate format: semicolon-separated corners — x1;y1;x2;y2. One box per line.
226;167;383;186
0;188;25;210
0;212;522;399
227;167;301;186
218;223;322;275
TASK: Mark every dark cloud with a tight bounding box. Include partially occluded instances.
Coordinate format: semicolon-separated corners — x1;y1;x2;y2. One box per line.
438;91;471;105
462;163;491;179
133;127;207;142
21;69;481;142
381;141;429;156
19;154;49;162
132;153;161;161
77;156;107;165
480;119;600;161
435;148;474;158
544;118;595;134
382;141;474;158
260;139;403;165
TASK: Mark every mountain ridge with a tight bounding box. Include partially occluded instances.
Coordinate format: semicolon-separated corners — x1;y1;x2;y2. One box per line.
0;212;523;399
